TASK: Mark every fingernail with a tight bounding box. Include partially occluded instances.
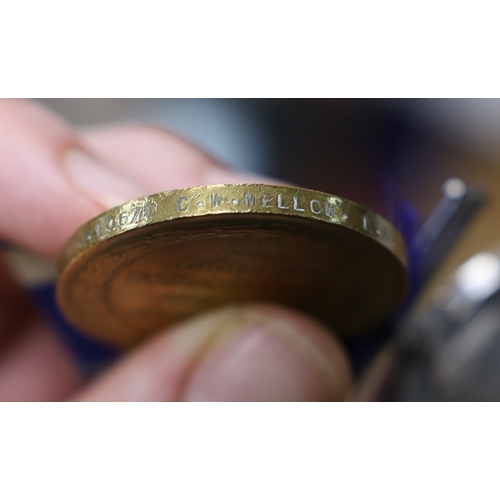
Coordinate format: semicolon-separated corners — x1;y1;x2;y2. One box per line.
183;307;352;402
63;150;147;209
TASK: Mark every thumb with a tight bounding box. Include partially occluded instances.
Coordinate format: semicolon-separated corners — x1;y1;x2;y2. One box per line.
74;305;352;402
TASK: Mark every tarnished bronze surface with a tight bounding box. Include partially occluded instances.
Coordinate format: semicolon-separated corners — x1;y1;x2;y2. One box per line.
57;184;408;348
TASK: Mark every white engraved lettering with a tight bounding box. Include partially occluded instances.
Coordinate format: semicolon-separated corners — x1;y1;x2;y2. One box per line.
293;196;305;212
277;194;289;210
119;212;128;226
106;216;116;231
130;207;142;223
261;193;273;208
144;202;157;218
363;215;371;232
309;199;321;214
210;193;224;208
176;197;189;212
243;192;256;206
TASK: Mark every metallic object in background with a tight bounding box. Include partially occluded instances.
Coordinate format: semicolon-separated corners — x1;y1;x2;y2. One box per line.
410;178;486;289
392;249;500;401
359;178;488;401
56;184;407;349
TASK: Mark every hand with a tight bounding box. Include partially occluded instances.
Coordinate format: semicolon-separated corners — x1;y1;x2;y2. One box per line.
0;99;352;401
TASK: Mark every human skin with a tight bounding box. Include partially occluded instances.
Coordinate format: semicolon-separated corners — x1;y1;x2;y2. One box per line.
0;99;352;401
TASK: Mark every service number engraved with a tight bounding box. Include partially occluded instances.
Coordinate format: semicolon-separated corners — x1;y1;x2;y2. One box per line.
80;201;158;246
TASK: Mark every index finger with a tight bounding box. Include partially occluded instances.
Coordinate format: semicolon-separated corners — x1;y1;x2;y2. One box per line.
0;99;268;259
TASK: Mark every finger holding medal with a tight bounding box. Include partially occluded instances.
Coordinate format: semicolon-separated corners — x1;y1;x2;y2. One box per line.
0;99;354;402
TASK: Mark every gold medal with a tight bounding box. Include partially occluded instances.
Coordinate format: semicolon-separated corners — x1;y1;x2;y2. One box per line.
57;184;407;348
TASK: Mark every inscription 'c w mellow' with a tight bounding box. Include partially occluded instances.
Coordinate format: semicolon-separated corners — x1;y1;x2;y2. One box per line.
174;191;336;217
